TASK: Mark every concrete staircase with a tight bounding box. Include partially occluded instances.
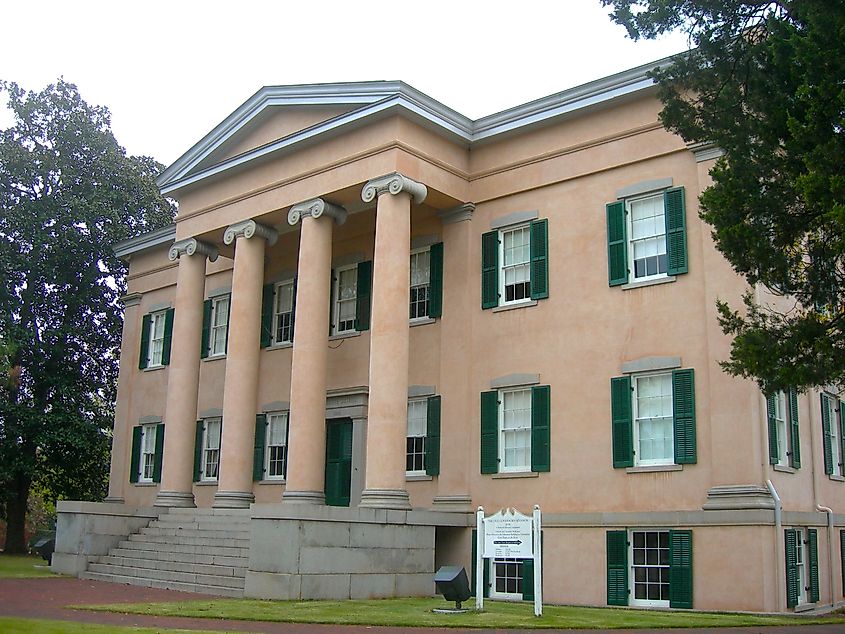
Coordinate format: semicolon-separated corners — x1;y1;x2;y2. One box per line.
80;508;251;597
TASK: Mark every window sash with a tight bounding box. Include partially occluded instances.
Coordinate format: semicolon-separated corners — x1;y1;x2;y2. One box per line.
627;194;668;281
273;281;294;344
333;266;357;333
633;374;674;465
491;557;523;599
265;413;288;478
774;391;789;466
210;296;229;356
139;424;157;482
796;528;807;604
500;226;531;304
499;388;531;471
823;396;841;475
202;418;221;480
630;530;670;606
148;311;166;366
406;399;427;474
409;249;431;320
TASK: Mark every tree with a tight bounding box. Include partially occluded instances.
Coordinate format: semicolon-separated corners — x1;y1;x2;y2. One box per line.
0;79;174;553
601;1;845;393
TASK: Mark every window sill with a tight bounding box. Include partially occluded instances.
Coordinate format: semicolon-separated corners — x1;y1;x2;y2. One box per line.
795;602;816;613
410;317;435;328
773;464;797;474
626;464;683;474
267;342;293;350
202;354;226;362
621;276;676;291
329;331;361;341
257;479;286;485
194;481;219;486
133;482;157;487
829;474;845;482
491;471;539;479
142;365;166;372
406;474;432;481
492;300;538;313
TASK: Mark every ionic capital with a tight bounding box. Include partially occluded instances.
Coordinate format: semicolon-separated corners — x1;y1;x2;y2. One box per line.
287;198;347;226
223;219;278;246
361;172;427;205
168;238;219;262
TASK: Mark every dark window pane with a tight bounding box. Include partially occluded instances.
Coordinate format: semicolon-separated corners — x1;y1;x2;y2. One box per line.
633;533;645;548
646;532;658;548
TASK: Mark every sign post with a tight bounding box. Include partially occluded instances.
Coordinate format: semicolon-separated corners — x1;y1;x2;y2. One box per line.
475;506;542;616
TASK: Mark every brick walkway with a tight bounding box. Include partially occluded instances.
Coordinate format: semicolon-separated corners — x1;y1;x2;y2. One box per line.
1;577;843;633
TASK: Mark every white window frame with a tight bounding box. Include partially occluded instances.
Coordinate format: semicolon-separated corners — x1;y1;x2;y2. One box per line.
498;224;532;306
630;529;671;608
823;394;842;477
795;527;808;605
138;423;158;484
272;280;295;346
490;557;524;600
632;372;674;467
409;247;431;321
147;310;167;368
209;295;230;357
264;412;288;481
201;417;222;482
498;387;532;473
332;265;357;334
406;399;428;475
773;391;791;467
626;192;668;283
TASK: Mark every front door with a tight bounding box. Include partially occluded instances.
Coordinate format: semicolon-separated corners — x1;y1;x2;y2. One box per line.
324;418;353;507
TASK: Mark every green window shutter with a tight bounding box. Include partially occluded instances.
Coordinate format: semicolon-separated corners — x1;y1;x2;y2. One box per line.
253;414;267;482
672;369;697;464
821;395;834;475
152;423;165;483
138;313;151;370
428;242;444;318
606;201;628;286
840;529;845;598
193;420;204;482
260;284;274;348
611;376;634;468
531;385;551;472
669;529;693;609
481;230;499;309
425;396;441;476
529;218;549;300
224;296;231;354
840;401;845;476
161;308;175;366
767;394;779;464
789;388;801;468
283;415;290;479
522;558;535;601
129;426;142;483
785;528;799;608
355;260;372;331
200;299;212;359
664;187;688;275
480;391;499;474
606;530;629;606
808;528;820;603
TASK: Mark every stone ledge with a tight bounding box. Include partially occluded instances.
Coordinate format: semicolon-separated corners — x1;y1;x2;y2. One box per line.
703;484;775;511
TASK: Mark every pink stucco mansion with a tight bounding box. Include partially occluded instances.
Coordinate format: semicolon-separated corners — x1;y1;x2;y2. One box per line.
53;57;845;613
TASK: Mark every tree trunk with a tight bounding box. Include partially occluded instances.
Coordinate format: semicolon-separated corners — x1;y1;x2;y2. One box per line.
2;473;31;554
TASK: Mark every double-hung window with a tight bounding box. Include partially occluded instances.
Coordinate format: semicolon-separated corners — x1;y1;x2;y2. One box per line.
481;219;548;309
201;295;230;358
138;308;174;369
406;396;441;477
194;417;221;482
329;261;372;335
607;186;688;286
273;281;295;345
409;249;431;320
766;389;800;468
129;422;164;484
253;412;289;481
611;368;696;468
820;393;844;477
480;384;550;474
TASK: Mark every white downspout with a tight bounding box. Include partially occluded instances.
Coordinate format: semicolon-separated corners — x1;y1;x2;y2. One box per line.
816;504;835;606
766;479;785;611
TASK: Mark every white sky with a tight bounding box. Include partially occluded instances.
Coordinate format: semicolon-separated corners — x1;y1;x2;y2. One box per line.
0;0;689;168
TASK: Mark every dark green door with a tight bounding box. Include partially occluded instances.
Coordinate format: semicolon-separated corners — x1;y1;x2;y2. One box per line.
325;418;353;507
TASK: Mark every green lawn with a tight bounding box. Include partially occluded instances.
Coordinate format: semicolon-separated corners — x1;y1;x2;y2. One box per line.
0;553;57;578
74;597;845;629
0;617;238;633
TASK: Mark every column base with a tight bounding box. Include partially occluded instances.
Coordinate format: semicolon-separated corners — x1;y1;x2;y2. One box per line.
154;491;196;508
213;491;254;508
359;488;411;510
431;494;473;513
282;490;325;505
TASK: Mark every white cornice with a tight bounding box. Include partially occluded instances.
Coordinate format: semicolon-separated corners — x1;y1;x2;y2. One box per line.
113;224;176;259
157;56;675;196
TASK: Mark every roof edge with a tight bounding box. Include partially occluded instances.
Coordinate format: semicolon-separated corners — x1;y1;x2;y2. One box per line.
113;224;176;259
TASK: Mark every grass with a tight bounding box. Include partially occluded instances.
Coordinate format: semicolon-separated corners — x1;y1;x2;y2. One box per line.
0;617;239;633
74;597;845;629
0;553;58;578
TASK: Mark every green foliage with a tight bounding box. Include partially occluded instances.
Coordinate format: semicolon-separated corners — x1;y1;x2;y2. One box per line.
0;79;175;552
601;1;845;392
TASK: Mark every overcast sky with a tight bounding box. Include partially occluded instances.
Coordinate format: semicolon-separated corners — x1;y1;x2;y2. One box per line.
0;1;689;168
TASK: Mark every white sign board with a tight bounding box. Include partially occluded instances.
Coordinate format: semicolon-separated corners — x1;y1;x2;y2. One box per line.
483;508;533;559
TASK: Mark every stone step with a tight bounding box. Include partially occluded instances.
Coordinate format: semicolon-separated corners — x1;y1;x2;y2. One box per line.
80;571;243;598
164;508;251;518
117;539;249;558
87;562;245;589
141;526;249;539
127;532;249;548
97;554;246;577
149;519;251;532
109;547;247;568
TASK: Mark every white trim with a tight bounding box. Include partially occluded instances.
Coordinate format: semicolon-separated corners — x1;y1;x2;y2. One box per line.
631;371;674;467
264;411;289;482
332;264;358;335
271;279;296;346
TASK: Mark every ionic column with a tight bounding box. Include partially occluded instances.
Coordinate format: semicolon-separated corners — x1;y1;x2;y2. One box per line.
155;238;219;508
214;220;277;508
283;199;347;504
359;172;427;509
